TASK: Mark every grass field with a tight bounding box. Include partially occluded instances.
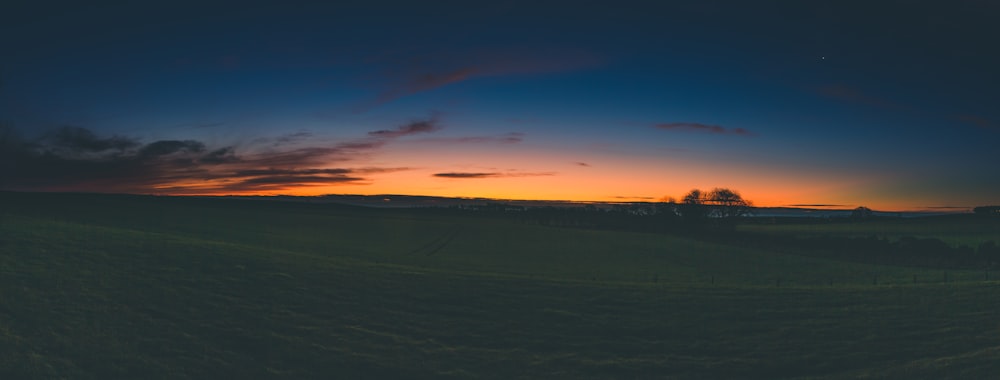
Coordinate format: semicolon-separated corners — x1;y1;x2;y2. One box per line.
740;216;1000;249
2;192;999;378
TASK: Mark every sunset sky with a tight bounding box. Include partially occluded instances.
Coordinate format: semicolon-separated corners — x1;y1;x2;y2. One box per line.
2;1;998;210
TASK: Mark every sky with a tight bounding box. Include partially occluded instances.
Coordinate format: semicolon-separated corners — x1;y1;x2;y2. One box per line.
1;1;998;211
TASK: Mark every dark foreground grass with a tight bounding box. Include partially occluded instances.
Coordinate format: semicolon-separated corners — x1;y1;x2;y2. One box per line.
2;193;1000;378
740;215;1000;248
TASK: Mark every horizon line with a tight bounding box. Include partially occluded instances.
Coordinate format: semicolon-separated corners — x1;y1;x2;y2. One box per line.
0;189;978;213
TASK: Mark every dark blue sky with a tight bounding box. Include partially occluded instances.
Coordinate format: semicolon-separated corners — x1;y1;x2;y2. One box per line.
2;1;998;209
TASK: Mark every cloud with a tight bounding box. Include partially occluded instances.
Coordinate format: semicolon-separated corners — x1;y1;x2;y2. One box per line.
234;146;343;169
368;117;442;138
42;126;139;154
450;132;524;144
362;48;600;108
233;168;354;177
236;115;442;168
499;133;525;143
654;122;754;136
238;175;364;185
433;172;497;178
251;131;318;148
0;124;416;194
433;171;555;179
416;132;525;145
200;147;239;164
138;140;205;157
787;204;851;207
373;67;476;106
334;141;385;150
574;162;591;167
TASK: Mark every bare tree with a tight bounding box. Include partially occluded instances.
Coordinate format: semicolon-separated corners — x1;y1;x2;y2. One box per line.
851;206;873;219
706;188;753;220
678;189;709;222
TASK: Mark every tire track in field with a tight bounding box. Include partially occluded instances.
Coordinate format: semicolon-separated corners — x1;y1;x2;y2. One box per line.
407;226;462;256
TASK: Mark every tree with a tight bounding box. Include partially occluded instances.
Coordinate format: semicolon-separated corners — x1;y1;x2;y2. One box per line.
682;189;703;205
706;188;753;220
677;189;709;222
851;206;873;219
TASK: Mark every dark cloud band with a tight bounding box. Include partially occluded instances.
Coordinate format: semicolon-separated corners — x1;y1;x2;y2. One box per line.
0;123;420;194
433;171;554;179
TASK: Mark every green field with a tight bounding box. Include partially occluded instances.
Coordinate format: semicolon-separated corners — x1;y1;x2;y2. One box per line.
2;192;999;378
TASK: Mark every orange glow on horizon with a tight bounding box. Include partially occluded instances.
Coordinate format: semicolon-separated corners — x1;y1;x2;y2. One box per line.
119;138;976;213
145;166;954;212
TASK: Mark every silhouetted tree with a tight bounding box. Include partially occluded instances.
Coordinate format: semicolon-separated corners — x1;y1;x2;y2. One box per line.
851;206;873;219
706;188;753;221
677;189;709;222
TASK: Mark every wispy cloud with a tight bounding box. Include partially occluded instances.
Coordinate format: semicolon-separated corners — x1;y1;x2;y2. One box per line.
237;175;365;185
200;147;239;164
233;168;354;176
0;119;430;194
253;131;314;147
372;68;476;106
654;122;754;136
433;171;555;179
42;126;139;154
787;204;851;208
138;140;205;157
415;132;525;145
433;172;498;179
368;117;442;138
361;48;600;109
574;162;591;167
453;132;525;144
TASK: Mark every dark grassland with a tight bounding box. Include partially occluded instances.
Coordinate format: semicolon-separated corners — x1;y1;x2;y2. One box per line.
1;192;999;378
